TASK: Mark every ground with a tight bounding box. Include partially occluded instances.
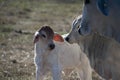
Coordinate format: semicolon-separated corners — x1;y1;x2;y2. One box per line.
0;0;103;80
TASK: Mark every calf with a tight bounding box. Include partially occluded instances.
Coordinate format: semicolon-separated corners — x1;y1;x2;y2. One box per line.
34;26;92;80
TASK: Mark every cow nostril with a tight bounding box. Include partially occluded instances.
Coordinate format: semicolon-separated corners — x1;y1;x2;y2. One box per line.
65;37;69;42
78;28;81;34
49;44;55;50
78;28;83;35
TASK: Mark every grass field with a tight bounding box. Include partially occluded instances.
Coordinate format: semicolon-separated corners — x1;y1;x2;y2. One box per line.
0;0;102;80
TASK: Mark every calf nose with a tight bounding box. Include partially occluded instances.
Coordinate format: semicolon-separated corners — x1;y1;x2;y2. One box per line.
65;37;69;42
49;44;55;50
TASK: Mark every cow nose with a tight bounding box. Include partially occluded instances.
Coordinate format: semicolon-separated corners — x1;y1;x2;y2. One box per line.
78;28;82;35
65;37;69;42
49;44;55;50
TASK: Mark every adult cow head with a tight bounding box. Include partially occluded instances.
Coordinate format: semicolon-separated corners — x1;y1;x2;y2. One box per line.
79;0;109;36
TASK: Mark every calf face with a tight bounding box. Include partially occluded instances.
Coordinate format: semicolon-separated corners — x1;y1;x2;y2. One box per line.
34;26;55;50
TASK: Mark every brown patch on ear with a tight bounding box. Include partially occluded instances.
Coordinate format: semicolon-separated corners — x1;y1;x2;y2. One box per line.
53;33;64;42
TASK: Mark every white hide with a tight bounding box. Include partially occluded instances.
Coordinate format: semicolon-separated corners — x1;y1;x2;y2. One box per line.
34;39;92;80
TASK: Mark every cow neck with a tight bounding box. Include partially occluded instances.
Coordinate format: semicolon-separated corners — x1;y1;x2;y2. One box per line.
90;33;110;67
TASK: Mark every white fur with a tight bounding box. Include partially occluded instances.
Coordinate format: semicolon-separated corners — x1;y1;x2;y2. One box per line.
34;33;92;80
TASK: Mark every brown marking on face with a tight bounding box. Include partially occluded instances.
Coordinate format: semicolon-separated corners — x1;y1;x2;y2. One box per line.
38;26;55;50
39;26;54;40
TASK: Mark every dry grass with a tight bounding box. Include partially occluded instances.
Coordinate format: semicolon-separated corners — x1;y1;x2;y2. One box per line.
0;0;103;80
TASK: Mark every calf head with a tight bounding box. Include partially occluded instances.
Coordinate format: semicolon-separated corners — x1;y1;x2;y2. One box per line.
34;26;55;50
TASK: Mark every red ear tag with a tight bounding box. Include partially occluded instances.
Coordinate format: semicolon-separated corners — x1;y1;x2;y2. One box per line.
53;34;64;42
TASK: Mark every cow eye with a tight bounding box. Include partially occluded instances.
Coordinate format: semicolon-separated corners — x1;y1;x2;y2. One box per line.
85;0;90;4
77;25;80;29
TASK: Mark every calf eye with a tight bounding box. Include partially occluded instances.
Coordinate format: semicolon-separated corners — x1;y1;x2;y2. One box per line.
85;0;90;4
41;34;46;38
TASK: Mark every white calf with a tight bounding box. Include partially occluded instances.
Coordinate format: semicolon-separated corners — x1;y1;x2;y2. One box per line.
34;26;92;80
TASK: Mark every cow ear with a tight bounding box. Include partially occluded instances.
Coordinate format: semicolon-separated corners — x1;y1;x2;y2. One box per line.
53;33;64;42
97;0;109;16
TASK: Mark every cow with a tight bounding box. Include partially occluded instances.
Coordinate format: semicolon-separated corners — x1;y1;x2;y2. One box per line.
79;0;120;43
65;16;120;80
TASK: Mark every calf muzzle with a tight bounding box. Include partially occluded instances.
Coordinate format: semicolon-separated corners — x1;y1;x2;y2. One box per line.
49;44;55;50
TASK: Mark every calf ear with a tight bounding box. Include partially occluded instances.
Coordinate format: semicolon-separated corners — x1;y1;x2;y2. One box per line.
33;34;39;44
97;0;109;16
53;33;64;42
